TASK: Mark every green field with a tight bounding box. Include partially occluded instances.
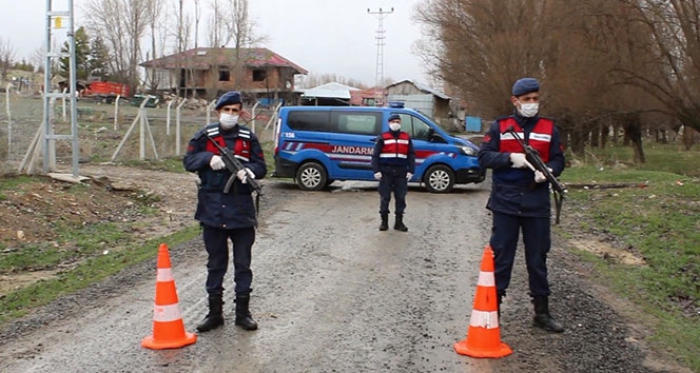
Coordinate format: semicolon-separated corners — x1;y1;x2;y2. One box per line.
561;142;700;371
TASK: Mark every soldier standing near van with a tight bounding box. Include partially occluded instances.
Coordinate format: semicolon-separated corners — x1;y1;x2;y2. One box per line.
371;114;416;232
478;77;565;333
183;91;267;333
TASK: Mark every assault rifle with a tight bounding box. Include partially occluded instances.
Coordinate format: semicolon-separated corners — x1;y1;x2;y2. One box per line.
504;126;566;224
205;135;264;197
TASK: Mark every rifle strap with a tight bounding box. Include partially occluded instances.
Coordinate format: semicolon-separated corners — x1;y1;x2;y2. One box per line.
255;193;261;217
554;191;563;224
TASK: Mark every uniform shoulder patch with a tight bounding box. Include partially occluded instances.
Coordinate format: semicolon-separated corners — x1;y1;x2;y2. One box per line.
192;127;208;140
238;128;251;139
205;124;220;138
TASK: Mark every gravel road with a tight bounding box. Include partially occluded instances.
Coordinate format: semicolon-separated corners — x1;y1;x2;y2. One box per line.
0;178;689;373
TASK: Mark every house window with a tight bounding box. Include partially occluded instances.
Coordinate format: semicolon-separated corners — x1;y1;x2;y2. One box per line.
219;67;230;81
253;69;267;81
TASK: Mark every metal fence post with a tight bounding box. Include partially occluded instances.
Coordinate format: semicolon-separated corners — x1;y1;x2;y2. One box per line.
251;101;260;133
62;87;68;122
206;99;216;126
5;83;14;159
114;95;121;131
166;98;177;135
176;99;187;156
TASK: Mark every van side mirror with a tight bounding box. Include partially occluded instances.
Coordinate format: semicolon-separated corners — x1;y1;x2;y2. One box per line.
428;129;447;143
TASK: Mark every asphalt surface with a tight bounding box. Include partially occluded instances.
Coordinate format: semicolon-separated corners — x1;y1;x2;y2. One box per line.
0;179;688;373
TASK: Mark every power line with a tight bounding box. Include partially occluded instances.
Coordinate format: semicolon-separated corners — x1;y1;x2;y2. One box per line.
367;7;394;91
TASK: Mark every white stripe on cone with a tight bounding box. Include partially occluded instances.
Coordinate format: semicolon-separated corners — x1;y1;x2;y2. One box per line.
469;309;499;329
477;271;495;287
153;303;182;322
156;268;173;282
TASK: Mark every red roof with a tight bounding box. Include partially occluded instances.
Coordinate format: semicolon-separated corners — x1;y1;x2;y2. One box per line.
140;47;308;75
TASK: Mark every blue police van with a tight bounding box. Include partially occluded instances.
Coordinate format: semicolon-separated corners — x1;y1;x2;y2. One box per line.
272;103;485;193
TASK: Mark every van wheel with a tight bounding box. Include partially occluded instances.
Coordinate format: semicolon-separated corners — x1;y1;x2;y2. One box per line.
296;162;327;191
424;165;455;193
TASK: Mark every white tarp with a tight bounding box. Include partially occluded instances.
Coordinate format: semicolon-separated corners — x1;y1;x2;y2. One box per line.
301;82;360;99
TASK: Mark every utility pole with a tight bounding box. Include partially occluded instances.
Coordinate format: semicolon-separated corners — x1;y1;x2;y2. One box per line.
43;0;79;177
368;7;393;106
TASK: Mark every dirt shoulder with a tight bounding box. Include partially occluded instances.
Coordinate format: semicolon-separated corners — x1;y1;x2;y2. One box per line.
0;164;200;296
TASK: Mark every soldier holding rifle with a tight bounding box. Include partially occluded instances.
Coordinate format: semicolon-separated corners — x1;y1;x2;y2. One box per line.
183;91;266;333
478;78;566;333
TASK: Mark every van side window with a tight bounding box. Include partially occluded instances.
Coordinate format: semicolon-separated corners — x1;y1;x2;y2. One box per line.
331;112;382;135
287;111;331;132
398;114;432;141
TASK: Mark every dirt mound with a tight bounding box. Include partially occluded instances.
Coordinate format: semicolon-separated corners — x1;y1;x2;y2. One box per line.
0;164;199;295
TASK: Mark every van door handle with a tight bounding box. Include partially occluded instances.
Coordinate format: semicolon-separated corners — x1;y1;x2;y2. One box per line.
370;137;377;142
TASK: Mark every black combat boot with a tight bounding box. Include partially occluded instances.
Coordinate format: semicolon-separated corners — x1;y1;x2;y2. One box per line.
532;296;565;333
235;295;258;331
196;296;224;332
394;214;408;232
379;213;389;231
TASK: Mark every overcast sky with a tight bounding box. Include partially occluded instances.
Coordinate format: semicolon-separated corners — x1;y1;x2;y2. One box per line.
2;0;429;87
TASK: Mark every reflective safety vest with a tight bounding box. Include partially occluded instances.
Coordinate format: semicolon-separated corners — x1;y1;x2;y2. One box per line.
204;125;252;162
380;131;410;159
498;117;554;162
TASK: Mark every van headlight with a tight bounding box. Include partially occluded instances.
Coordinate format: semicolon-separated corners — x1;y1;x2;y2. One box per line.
458;146;478;156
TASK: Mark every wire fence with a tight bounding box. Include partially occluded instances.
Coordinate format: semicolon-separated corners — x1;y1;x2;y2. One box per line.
0;93;279;175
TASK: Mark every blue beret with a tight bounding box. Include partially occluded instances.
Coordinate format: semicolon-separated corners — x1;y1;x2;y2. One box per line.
215;91;242;110
388;114;401;122
512;78;540;96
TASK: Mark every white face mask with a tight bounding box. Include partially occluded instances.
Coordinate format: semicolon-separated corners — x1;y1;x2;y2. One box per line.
220;113;239;129
389;122;402;131
517;101;539;118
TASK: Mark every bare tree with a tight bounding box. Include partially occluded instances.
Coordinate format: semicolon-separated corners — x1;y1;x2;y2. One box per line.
33;40;63;81
205;0;268;97
610;0;700;135
169;0;193;97
413;0;666;159
30;45;45;85
413;0;553;120
145;0;165;93
0;37;16;82
83;0;151;92
194;0;202;49
207;0;259;49
177;0;185;53
207;0;225;49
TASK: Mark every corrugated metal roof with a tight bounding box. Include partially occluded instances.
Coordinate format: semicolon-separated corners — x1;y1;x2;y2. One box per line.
387;94;434;117
386;79;451;100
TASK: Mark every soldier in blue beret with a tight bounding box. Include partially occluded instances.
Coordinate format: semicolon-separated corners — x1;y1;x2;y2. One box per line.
183;90;266;332
478;77;566;333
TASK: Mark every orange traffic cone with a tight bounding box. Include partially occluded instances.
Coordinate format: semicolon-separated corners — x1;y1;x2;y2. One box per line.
454;245;512;358
142;243;197;350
